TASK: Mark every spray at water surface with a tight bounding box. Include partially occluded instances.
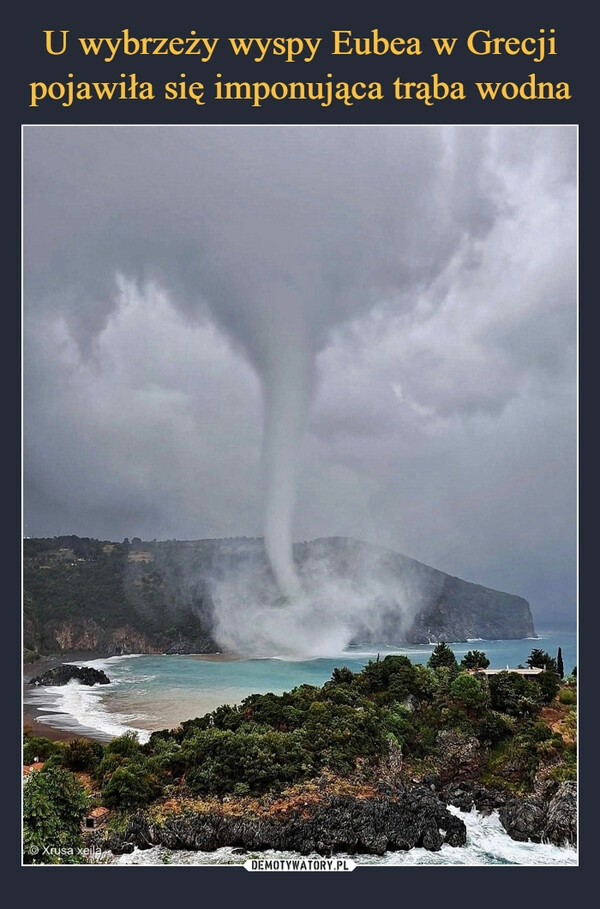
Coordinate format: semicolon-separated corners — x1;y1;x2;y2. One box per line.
207;537;424;658
23;125;577;641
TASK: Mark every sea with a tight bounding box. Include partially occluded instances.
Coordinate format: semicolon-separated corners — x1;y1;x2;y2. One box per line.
23;628;578;867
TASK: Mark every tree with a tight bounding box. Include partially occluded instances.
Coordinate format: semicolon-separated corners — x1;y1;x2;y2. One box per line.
359;657;386;693
460;650;490;670
101;763;162;808
488;671;540;717
535;669;560;705
23;767;90;864
427;641;458;670
526;648;558;674
330;666;355;686
449;673;489;714
410;664;439;701
63;738;101;772
556;647;564;680
356;655;416;703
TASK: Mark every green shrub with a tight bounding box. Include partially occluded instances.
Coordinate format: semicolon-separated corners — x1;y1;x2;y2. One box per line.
549;742;577;782
488;671;541;717
104;730;142;758
23;735;65;764
102;763;163;808
23;767;90;863
528;720;552;742
184;728;313;795
23;649;40;663
63;738;102;772
535;670;560;705
558;688;577;705
482;739;539;793
476;710;514;745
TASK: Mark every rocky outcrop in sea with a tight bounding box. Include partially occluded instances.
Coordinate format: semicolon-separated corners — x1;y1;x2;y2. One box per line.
442;779;576;847
28;664;111;687
498;781;577;846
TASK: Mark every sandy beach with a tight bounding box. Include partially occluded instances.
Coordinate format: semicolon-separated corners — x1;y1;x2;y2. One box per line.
22;650;242;743
23;705;91;742
23;652;111;742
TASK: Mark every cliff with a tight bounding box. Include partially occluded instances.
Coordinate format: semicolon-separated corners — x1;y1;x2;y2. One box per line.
23;535;535;656
97;781;576;857
295;537;535;644
102;787;468;857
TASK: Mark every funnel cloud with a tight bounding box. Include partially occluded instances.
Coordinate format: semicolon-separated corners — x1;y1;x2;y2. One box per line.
23;125;576;631
208;538;427;658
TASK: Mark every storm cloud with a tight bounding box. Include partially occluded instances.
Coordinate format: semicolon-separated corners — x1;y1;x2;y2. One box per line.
23;124;577;628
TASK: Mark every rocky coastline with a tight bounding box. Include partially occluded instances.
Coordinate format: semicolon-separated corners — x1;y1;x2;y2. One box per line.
103;787;466;856
23;649;577;861
442;779;577;846
96;779;576;857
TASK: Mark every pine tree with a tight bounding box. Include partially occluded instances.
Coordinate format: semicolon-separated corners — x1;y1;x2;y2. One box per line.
460;649;490;670
427;641;458;670
526;648;558;674
557;646;564;679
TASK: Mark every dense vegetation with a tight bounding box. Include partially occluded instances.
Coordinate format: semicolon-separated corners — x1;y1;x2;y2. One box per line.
23;767;91;864
23;535;219;654
23;647;576;862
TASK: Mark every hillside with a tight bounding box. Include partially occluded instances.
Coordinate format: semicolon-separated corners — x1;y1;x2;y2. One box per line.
23;651;577;863
23;535;535;657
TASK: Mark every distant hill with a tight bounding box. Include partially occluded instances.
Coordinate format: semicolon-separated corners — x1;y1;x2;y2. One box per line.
23;535;535;657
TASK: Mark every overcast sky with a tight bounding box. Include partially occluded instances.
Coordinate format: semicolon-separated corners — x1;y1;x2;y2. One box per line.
22;124;577;628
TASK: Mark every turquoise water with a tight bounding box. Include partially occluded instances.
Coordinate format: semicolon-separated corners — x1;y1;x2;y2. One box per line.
24;628;578;868
24;629;576;743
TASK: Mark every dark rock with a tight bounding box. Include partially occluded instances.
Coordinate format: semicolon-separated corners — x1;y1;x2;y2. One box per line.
472;787;507;814
441;811;468;848
499;797;547;843
103;788;467;857
442;783;506;815
28;664;110;687
435;730;486;785
422;773;440;789
542;781;577;846
444;783;477;812
498;781;577;846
